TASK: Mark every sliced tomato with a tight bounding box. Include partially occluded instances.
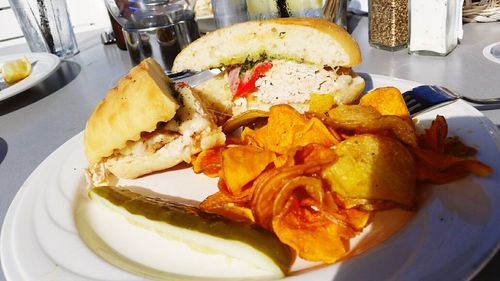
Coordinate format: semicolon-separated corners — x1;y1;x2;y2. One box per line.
176;81;189;88
232;61;273;101
227;66;241;94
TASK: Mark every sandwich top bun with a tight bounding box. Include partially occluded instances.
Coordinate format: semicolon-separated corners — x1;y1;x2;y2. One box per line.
172;17;362;73
84;58;179;164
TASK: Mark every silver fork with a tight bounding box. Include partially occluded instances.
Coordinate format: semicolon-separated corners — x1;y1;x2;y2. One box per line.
402;85;500;116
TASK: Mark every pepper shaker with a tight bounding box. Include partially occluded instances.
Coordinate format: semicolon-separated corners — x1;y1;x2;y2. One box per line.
368;0;409;51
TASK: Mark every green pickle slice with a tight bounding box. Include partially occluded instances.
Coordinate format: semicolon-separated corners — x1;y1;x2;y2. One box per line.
88;186;294;277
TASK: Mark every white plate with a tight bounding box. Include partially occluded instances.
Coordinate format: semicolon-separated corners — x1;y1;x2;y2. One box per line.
2;74;500;280
0;53;60;102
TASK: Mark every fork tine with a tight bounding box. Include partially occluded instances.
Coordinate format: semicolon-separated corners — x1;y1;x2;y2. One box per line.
404;88;462;116
405;100;426;115
402;93;411;102
402;86;459;116
403;96;418;108
402;91;424;115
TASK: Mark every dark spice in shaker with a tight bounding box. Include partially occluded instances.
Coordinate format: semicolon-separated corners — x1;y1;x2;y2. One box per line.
276;0;291;17
369;0;408;50
37;0;55;53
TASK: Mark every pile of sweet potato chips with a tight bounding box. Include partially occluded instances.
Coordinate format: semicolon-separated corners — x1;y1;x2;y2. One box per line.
192;87;493;264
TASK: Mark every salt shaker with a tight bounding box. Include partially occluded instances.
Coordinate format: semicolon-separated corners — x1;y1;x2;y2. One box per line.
368;0;409;51
409;0;463;56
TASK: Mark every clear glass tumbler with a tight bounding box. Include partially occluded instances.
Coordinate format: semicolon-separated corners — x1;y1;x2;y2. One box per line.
8;0;79;58
245;0;347;29
105;0;200;72
246;0;323;20
211;0;249;29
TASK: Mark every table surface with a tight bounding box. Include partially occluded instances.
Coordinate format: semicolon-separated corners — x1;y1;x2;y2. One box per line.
0;15;499;281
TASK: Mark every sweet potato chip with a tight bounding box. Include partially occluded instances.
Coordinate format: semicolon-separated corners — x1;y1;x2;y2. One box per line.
271;188;358;263
359;87;411;122
325;105;417;147
272;176;325;218
415;163;468;184
338;208;371;230
413;147;493;183
254;170;368;263
273;203;350;263
222;145;275;195
251;162;330;228
192;146;223;177
273;150;297;168
243;105;308;154
295;143;336;164
444;136;477;158
418;115;448;152
412;115;492;184
242;105;338;154
200;191;254;222
454;160;493;177
322;134;416;208
296;118;340;147
412;147;463;170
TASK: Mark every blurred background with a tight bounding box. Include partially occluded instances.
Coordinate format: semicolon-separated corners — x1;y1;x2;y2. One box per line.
0;0;367;48
0;0;110;48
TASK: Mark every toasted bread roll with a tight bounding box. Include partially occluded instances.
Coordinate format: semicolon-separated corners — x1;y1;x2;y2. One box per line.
84;58;225;183
172;18;365;121
172;17;361;72
85;58;179;164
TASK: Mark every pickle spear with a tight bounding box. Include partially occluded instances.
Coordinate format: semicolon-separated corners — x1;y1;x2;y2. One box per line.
87;186;294;277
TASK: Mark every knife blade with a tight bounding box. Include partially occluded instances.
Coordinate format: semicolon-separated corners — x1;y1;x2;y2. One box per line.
167;69;220;87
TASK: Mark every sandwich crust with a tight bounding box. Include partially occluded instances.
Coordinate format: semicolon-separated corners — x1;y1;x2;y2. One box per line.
104;85;226;179
172;17;362;72
84;58;179;164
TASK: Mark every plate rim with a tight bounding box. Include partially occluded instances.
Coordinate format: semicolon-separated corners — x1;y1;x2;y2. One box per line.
0;52;61;102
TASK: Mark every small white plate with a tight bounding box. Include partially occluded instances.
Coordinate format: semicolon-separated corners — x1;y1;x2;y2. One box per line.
483;42;500;64
1;74;500;280
0;53;60;102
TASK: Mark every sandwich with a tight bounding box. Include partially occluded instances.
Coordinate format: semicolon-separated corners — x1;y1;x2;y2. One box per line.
84;58;225;185
172;17;365;121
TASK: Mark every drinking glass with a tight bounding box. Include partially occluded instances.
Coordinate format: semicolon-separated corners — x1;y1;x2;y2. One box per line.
104;0;200;72
211;0;248;28
246;0;323;19
245;0;347;29
8;0;79;58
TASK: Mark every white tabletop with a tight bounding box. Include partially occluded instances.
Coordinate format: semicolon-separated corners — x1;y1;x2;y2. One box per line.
0;15;499;280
